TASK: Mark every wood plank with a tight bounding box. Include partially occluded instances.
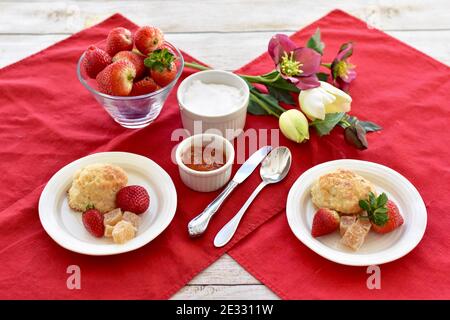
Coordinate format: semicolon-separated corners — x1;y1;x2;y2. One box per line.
1;30;448;70
171;284;279;300
0;0;449;35
188;255;261;285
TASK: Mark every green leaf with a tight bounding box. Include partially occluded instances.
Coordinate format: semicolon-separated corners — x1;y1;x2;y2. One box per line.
374;207;388;215
359;200;370;212
369;192;377;208
344;115;382;132
344;124;368;150
377;193;388;207
306;28;325;55
360;192;390;226
372;211;388;226
266;85;295;104
268;76;300;93
247;97;269;115
144;48;176;72
359;120;382;132
310;112;345;136
317;72;329;81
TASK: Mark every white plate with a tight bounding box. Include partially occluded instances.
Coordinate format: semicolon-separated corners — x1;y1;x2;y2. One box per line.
286;159;427;266
39;152;177;256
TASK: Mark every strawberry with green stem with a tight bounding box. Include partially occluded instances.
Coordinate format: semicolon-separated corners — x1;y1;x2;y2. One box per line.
144;48;177;87
359;192;404;234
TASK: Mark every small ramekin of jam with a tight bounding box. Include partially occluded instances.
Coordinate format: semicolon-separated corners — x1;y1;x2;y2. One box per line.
175;133;234;192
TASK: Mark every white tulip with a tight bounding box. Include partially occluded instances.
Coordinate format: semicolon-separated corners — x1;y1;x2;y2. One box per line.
279;109;309;143
299;81;352;120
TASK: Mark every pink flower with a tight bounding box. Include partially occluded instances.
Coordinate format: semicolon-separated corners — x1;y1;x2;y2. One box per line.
268;34;321;90
331;42;356;92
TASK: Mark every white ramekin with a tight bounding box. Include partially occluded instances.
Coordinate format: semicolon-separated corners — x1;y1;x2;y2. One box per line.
177;70;249;140
175;133;235;192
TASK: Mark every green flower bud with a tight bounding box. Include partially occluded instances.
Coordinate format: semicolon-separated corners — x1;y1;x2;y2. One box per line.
279;109;310;143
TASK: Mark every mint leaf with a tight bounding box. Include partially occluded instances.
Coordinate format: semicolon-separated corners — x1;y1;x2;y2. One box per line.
306;28;325;55
359;192;389;226
369;192;377;207
359;200;370;212
377;193;388;207
310;112;345;136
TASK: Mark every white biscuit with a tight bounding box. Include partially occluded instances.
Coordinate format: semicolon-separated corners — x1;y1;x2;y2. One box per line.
68;163;128;213
311;169;375;214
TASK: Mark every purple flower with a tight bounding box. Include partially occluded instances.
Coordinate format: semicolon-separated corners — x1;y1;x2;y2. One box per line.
331;42;356;92
268;34;321;90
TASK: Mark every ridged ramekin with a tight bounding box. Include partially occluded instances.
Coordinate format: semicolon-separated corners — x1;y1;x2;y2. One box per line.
177;70;249;140
175;133;235;192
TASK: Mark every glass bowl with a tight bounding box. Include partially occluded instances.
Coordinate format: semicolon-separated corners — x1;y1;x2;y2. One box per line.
77;41;184;128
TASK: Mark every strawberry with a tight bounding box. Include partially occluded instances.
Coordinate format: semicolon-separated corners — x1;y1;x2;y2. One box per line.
82;45;112;78
112;51;146;79
106;27;133;56
359;192;404;234
82;208;105;237
96;60;136;96
311;208;340;237
130;76;159;96
134;26;164;55
144;48;177;87
116;185;150;214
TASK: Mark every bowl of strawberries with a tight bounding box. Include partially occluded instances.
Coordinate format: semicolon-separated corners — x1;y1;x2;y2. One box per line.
77;26;184;128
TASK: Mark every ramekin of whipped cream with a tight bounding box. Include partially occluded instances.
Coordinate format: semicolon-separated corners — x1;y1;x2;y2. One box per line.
177;70;249;139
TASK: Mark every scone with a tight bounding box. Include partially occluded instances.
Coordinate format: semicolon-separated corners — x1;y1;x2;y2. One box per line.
311;169;375;214
68;163;128;213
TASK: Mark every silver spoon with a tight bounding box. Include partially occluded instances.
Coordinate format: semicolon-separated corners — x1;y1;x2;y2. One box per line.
213;147;292;247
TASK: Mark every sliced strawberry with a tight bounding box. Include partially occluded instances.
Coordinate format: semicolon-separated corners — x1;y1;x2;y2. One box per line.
116;185;150;214
82;209;105;237
130;76;159;96
311;208;340;237
82;45;112;78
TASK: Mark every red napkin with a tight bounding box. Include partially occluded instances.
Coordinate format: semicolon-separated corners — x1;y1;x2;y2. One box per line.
1;10;449;300
0;14;285;299
229;10;450;299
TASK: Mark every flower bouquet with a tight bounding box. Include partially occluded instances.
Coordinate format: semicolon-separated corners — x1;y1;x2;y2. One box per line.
185;29;381;149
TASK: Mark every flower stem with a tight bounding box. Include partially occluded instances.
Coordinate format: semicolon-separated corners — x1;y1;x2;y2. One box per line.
239;72;280;85
250;93;281;118
184;61;211;71
184;61;282;86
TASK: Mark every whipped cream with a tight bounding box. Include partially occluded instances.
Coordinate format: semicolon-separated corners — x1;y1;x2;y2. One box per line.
183;80;244;116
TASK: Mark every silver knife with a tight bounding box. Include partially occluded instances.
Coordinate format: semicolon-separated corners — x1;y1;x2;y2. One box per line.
187;146;272;237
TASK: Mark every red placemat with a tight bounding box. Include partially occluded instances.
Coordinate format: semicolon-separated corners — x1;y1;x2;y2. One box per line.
0;14;288;299
229;10;450;299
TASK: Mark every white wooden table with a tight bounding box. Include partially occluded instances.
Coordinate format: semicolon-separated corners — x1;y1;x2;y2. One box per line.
2;0;448;299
